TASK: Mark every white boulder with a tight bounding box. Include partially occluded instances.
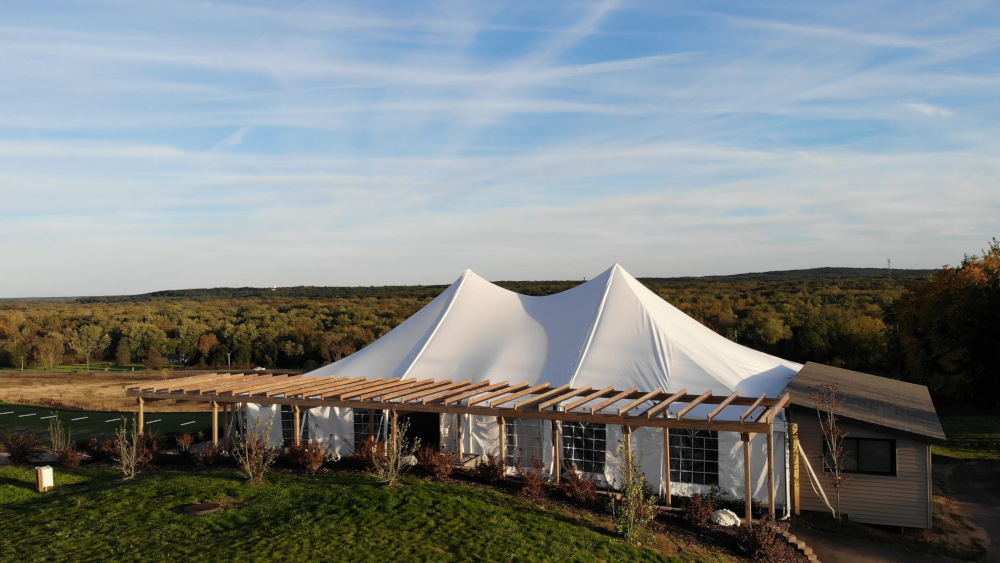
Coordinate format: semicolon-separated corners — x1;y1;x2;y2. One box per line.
710;508;741;527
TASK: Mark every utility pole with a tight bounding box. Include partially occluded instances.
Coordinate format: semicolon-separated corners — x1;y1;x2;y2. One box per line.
227;352;231;372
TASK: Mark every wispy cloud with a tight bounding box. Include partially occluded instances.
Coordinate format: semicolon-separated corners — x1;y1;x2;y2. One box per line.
0;0;998;296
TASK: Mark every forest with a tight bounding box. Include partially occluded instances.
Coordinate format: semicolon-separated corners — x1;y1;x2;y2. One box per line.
1;244;997;410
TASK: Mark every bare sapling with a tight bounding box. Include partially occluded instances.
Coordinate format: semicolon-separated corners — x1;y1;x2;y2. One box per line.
370;413;419;487
48;414;80;467
233;413;279;483
812;383;851;520
112;418;146;480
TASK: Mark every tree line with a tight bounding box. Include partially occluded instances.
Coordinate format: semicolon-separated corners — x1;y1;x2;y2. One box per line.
1;256;995;409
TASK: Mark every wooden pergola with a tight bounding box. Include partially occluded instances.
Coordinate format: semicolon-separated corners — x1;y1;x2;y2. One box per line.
127;372;790;522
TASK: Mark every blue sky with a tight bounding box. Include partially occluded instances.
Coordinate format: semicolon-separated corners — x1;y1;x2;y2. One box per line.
2;0;998;297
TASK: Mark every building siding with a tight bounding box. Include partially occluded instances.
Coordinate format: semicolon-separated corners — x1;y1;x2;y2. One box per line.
792;407;931;528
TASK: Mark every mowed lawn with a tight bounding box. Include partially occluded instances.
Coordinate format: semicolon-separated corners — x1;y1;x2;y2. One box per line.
0;467;687;562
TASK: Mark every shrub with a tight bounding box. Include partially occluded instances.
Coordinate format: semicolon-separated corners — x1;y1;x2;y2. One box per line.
232;415;279;483
416;446;454;480
517;459;549;498
608;442;658;542
736;517;783;561
139;431;164;466
369;416;419;488
2;430;39;465
83;437;107;462
682;493;716;527
352;435;386;470
176;432;195;452
287;438;330;475
58;448;82;468
111;419;146;480
474;452;506;484
196;442;228;466
561;465;599;504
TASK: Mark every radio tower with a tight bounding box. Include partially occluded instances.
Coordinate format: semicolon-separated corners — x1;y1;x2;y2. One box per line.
887;258;891;282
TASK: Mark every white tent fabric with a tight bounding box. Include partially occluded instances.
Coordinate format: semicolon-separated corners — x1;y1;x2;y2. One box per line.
268;264;802;509
309;264;801;406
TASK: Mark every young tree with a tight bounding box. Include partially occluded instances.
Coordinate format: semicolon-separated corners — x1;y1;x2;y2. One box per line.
813;383;851;520
34;334;64;370
233;413;279;483
70;325;110;372
608;440;658;542
115;339;131;367
370;413;419;488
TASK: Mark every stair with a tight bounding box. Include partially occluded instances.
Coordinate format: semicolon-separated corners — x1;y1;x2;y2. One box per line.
779;530;820;562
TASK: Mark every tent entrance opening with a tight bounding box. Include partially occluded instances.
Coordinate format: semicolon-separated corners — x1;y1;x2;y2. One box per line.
400;412;440;450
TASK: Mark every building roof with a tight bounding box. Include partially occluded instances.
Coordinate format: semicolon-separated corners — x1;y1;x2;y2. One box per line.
306;264;802;420
784;362;946;445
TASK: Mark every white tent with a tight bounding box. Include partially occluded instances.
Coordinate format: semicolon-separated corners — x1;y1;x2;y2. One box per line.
249;264;801;508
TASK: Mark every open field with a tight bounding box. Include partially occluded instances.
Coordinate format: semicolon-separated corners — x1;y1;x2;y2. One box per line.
0;467;736;562
933;411;1000;460
0;371;234;413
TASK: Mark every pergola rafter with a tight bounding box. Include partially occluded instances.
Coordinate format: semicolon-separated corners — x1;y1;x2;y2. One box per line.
127;372;790;522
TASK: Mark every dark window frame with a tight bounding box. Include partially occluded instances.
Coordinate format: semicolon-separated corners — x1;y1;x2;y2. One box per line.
279;405;309;446
669;428;719;486
824;437;896;476
353;408;384;449
561;422;607;475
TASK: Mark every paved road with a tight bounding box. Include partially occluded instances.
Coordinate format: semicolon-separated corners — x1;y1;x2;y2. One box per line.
793;459;1000;563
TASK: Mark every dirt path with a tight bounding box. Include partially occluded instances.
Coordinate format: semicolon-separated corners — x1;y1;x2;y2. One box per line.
0;371;221;412
792;459;998;562
946;460;1000;561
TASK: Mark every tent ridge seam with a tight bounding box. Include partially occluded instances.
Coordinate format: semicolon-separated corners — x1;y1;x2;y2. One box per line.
399;270;469;380
568;264;617;388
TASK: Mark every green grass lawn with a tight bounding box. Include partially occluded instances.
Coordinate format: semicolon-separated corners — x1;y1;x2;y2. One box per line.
932;411;1000;460
0;402;216;444
0;467;687;562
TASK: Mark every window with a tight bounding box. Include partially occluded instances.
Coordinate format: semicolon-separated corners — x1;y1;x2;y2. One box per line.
280;405;309;446
669;429;719;485
353;408;384;448
825;438;896;476
505;418;545;468
561;422;606;475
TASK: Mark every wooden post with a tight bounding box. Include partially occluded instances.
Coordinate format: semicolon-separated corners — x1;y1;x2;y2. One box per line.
457;414;464;459
293;405;301;446
552;419;561;482
790;423;800;515
223;403;230;451
389;410;398;449
663;427;672;506
137;397;144;429
767;426;775;520
743;432;753;524
624;425;633;480
212;401;219;446
497;416;506;461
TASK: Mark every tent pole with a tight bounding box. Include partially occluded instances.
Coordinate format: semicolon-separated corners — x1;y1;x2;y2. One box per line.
767;426;775;520
663;427;671;506
743;432;752;524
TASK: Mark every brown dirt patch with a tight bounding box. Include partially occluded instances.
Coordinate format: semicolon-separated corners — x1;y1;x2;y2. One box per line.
0;371;216;412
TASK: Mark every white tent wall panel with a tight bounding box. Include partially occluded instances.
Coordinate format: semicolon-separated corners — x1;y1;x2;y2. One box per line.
245;403;284;445
440;413;458;452
304;406;353;457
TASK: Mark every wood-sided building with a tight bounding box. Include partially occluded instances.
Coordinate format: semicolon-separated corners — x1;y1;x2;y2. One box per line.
784;362;946;529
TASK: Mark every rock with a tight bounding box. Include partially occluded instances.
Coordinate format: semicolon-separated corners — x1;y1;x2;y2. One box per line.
710;508;740;527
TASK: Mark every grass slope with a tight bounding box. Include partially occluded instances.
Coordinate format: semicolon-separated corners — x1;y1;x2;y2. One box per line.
0;468;690;562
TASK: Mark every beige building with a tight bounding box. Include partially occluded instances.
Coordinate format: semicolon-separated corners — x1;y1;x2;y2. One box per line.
785;363;946;529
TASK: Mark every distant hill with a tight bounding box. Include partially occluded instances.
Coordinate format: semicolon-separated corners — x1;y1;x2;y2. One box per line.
72;267;932;303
